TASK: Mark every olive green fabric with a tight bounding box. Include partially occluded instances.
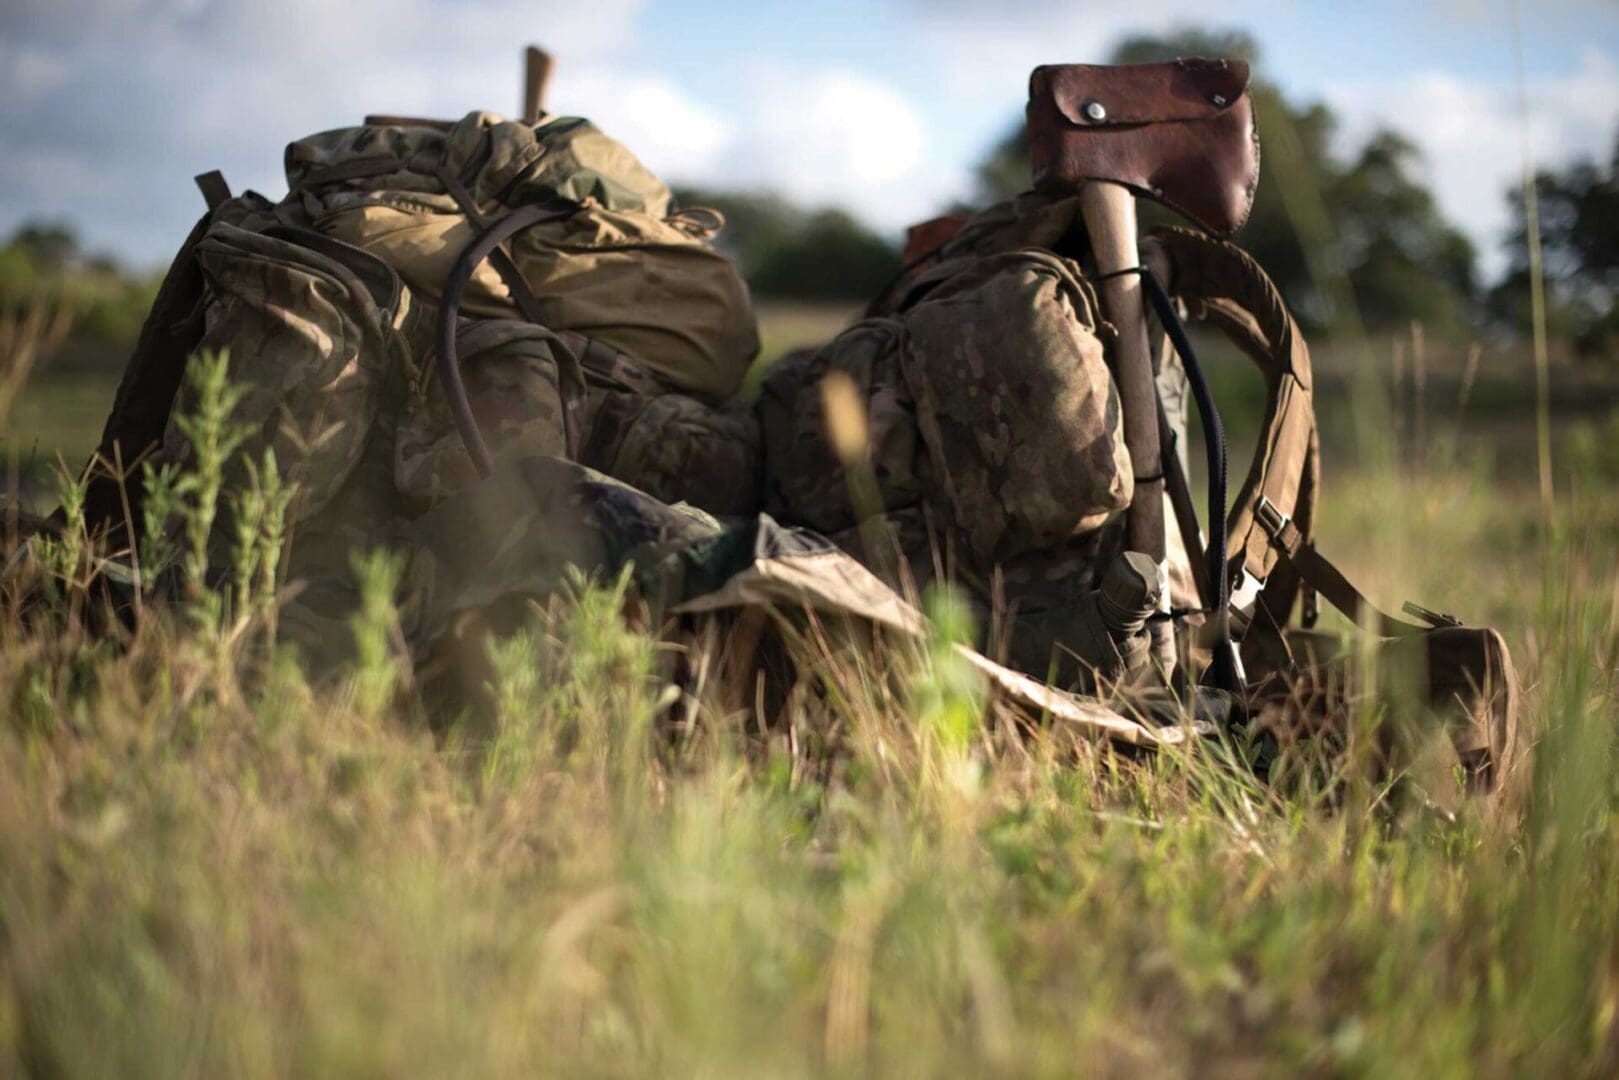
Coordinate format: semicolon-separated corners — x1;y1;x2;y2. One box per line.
763;247;1130;568
394;319;584;509
166;212;413;529
382;306;760;520
286;111;759;403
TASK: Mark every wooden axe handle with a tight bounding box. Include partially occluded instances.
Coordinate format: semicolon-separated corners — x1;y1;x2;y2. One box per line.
523;46;554;123
1080;181;1166;570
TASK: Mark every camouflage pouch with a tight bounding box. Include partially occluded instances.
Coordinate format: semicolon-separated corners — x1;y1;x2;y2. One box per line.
164;214;411;525
581;389;763;518
759;319;928;536
899;248;1131;565
762;247;1129;574
395;318;584;508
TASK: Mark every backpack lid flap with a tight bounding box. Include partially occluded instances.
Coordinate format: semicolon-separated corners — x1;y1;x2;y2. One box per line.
1030;59;1251;127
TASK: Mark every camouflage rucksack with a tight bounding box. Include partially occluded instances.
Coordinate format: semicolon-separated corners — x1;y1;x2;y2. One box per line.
282;110;759;404
74;71;764;663
762;192;1518;788
761;198;1141;686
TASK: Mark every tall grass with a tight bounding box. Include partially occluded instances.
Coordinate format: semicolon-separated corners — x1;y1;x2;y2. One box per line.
1;335;1617;1078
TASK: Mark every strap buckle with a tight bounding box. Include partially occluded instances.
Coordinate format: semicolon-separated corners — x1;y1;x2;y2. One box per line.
1227;565;1267;627
1401;600;1463;629
1254;495;1290;540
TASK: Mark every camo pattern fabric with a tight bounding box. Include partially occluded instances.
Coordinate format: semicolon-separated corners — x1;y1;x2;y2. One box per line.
900;248;1130;564
394;318;583;508
758;319;928;537
581;388;763;518
142;194;420;672
868;190;1085;316
163;199;413;528
286;111;759;403
286;112;675;217
762;248;1132;565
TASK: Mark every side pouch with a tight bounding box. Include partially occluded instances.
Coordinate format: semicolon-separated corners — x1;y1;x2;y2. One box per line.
166;220;407;524
899;248;1131;565
581;390;763;519
396;318;583;508
1256;624;1521;795
758;319;928;535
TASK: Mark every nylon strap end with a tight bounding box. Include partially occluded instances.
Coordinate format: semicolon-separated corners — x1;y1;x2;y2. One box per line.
194;170;231;212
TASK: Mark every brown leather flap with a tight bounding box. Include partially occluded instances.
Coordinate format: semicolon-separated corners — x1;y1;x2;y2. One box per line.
1037;59;1250;127
1026;58;1260;237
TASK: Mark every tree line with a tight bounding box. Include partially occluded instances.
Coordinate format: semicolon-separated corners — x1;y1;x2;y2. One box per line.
676;27;1616;353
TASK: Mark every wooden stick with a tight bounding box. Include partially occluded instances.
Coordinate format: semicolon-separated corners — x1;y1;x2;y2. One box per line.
1081;181;1173;673
523;46;554;123
1080;185;1166;562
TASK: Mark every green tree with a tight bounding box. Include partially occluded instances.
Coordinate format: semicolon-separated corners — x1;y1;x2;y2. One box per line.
672;188;900;301
1492;131;1619;357
672;187;808;276
1333;131;1477;330
973;27;1478;335
8;221;80;272
750;208;900;301
0;220;161;364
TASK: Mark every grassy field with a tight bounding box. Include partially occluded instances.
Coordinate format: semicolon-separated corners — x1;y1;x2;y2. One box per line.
3;309;1619;1076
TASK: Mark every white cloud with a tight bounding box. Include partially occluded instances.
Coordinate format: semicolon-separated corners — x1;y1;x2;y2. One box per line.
0;0;654;262
7;46;72;97
0;2;965;254
563;69;733;182
913;0;1272;104
1323;49;1619;276
714;67;937;229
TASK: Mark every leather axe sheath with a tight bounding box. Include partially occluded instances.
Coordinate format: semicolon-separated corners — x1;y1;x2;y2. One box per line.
1026;58;1259;237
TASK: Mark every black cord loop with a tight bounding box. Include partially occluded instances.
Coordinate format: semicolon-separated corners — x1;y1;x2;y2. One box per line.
1137;266;1238;691
436;201;574;479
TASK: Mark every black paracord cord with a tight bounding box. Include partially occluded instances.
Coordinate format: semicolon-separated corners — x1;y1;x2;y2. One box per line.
437;201;575;479
1100;264;1239;693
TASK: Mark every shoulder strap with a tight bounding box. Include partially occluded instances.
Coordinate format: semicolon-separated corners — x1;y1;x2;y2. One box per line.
1252;497;1438;637
1146;225;1319;635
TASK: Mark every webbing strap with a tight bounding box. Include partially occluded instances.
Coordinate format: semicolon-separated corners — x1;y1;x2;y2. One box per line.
1146;225;1319;634
1253;498;1429;638
193;170;231;211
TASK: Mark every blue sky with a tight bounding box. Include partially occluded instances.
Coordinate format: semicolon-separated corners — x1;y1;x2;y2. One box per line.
1;0;1615;277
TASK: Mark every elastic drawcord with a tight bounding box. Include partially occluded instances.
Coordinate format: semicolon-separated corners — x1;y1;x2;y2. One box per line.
436;202;574;478
1103;264;1238;692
